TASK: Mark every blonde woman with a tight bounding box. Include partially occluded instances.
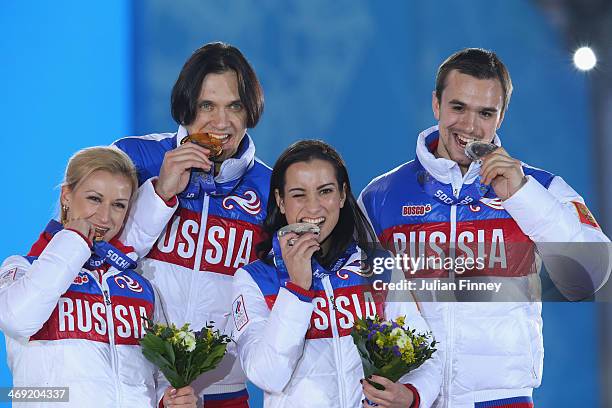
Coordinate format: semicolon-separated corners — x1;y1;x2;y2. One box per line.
0;146;208;407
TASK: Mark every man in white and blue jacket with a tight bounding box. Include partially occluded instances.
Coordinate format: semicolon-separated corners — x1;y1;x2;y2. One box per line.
359;48;611;408
115;42;271;407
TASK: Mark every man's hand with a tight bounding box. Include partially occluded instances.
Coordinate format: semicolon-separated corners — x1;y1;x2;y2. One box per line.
362;376;415;407
162;386;197;407
480;147;527;200
278;231;319;290
155;143;213;201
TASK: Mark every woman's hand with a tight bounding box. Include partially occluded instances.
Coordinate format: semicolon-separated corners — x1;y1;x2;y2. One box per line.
362;376;415;408
278;231;319;290
163;386;197;407
155;143;213;201
64;218;96;243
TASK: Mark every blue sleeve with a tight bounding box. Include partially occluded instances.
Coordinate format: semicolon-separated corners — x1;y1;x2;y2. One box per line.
114;137;174;186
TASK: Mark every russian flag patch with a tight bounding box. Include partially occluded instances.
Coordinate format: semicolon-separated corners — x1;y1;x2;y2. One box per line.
572;201;601;230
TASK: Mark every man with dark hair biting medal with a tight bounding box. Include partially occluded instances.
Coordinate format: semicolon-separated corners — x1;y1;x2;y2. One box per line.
114;42;270;407
359;48;611;407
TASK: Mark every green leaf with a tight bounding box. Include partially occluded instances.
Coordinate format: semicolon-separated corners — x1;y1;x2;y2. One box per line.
159;366;186;389
378;357;410;382
184;344;229;385
164;340;176;365
140;334;168;356
142;348;172;370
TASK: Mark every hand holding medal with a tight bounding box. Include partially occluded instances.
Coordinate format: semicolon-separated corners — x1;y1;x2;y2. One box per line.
155;134;215;200
276;223;321;290
465;141;527;200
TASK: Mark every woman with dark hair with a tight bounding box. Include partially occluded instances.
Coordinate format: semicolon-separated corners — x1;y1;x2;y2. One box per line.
231;140;442;407
256;139;376;265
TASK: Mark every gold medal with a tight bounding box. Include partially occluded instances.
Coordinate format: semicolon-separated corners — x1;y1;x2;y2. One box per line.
180;132;224;158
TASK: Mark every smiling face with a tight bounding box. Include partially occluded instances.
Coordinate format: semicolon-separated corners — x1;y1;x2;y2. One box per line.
61;170;133;241
275;159;346;251
433;70;505;173
185;70;248;163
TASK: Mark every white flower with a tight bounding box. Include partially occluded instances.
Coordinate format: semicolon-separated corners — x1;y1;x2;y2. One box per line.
391;327;404;337
397;335;410;350
174;330;197;352
182;331;196;352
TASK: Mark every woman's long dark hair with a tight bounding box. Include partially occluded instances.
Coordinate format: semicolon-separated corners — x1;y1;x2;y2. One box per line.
257;140;376;267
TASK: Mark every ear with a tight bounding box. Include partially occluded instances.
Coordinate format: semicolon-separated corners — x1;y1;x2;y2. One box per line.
496;109;505;130
274;189;285;214
340;183;347;208
60;185;72;207
432;91;440;121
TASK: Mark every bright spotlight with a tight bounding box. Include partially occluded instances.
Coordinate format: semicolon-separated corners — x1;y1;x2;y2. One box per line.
573;47;596;71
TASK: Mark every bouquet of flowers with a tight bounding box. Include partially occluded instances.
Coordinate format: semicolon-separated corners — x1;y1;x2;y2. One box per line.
140;321;230;388
351;315;437;390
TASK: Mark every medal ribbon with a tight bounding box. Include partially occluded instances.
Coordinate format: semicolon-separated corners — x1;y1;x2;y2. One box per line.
179;165;217;199
44;220;136;271
416;160;494;206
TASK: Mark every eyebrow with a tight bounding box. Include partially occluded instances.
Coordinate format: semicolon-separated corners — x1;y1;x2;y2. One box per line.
287;183;336;193
198;99;242;106
317;183;336;189
287;187;305;193
84;190;129;201
448;99;499;113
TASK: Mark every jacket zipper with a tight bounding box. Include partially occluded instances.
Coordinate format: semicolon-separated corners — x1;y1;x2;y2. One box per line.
445;190;458;407
322;276;347;407
100;276;122;406
187;194;211;320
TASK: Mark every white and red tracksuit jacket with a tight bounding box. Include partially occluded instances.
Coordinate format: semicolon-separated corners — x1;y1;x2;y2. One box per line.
0;179;177;407
115;126;271;403
358;125;611;408
232;242;443;407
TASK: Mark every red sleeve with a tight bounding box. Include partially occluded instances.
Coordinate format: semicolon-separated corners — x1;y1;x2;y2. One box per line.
403;383;420;408
65;228;93;248
152;179;178;207
285;281;315;301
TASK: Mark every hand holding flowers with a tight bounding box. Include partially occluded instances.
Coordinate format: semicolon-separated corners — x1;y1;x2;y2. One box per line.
362;375;415;407
351;315;437;407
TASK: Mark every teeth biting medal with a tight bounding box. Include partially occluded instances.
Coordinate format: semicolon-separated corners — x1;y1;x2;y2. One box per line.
464;140;498;162
181;132;224;158
278;223;321;246
93;227;108;242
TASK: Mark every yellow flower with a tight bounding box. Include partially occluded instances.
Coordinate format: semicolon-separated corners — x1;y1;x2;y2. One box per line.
401;348;416;364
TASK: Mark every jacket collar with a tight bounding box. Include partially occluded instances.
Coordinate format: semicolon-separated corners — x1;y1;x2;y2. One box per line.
29;220;134;255
175;125;256;184
415;125;502;184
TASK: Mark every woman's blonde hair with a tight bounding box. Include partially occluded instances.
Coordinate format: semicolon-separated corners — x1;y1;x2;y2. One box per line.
60;146;139;222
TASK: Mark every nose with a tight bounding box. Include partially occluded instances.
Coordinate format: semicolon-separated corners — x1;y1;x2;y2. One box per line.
305;194;323;213
459;111;476;134
210;108;229;129
97;202;111;224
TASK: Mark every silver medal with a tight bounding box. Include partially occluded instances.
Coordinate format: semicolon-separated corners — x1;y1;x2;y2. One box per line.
278;223;321;246
464;140;498;161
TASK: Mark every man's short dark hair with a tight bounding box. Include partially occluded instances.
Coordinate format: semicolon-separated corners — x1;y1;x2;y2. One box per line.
171;42;264;128
435;48;513;114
